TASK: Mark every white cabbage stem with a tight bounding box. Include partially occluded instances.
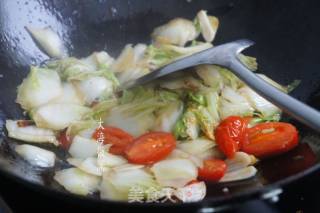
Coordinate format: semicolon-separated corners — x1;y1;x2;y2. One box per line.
15;144;56;167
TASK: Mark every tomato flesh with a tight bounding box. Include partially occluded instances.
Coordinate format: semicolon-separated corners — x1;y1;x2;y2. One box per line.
215;116;250;158
58;129;71;150
242;122;299;158
125;132;176;164
92;126;134;155
198;159;227;181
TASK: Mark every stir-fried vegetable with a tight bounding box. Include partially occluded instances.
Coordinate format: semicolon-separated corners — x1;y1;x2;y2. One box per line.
6;10;302;203
54;168;100;195
74;76;114;105
125;132;176;164
26;26;66;58
152;18;198;46
151;158;198;188
219;86;254;119
6;120;58;145
15;144;56;167
16;67;62;110
31;103;91;130
239;86;280;118
242;122;299;158
112;44;149;84
97;145;128;167
174;109;200;140
67;157;102;176
220;166;257;182
68;136;99;158
153;101;184;132
214;116;250;158
174;181;206;202
92;126;134;155
100;166;159;201
178;138;216;157
225;152;258;172
198;159;227;181
52;82;85;105
196;10;219;43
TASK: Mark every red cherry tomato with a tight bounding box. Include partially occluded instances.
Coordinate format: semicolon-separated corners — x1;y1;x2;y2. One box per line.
125;132;176;164
92;126;134;155
198;159;227;181
214;116;250;158
242;122;299;158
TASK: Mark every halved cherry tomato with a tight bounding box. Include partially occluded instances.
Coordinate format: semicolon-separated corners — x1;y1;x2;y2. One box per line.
92;126;134;155
58;129;71;150
214;116;250;158
242;122;299;158
125;132;176;164
198;159;227;181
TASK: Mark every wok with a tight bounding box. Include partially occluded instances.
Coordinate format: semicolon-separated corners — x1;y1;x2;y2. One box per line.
0;0;320;212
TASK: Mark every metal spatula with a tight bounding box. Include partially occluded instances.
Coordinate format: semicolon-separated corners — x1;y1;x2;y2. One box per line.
123;39;320;131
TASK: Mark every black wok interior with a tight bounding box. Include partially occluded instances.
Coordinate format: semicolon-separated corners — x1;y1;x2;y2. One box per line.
0;0;320;210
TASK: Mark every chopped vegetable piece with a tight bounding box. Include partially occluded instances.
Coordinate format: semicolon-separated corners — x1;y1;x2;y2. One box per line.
100;166;158;201
239;86;280;118
174;181;206;202
6;120;58;145
220;166;257;182
74;76;114;105
152;101;184;132
174;109;200;140
31;103;91;130
219;87;254;119
152;18;198;46
15;144;56;167
67;157;103;176
215;116;250;158
92;126;134;155
196;10;219;42
68;136;99;158
16;66;62;110
125;132;176;164
58;129;71;150
242;122;299;158
198;159;227;181
26;26;66;58
54;168;100;195
225;152;258;172
97;145;128;167
178;138;216;157
151;158;198;188
51;82;85;105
